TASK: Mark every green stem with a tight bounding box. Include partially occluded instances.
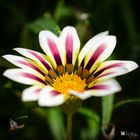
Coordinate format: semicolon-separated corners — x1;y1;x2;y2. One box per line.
67;115;72;140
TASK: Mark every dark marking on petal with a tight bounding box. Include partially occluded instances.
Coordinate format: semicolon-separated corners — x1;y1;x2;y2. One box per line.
81;69;89;79
85;44;106;70
86;75;94;84
50;90;60;96
34;88;41;94
95;72;115;80
45;74;53;84
57;65;65;75
47;38;62;66
18;60;46;76
80;59;84;67
89;84;110;90
65;34;73;64
28;51;51;70
66;64;73;73
21;73;46;85
77;66;83;76
94;63;123;78
48;69;57;78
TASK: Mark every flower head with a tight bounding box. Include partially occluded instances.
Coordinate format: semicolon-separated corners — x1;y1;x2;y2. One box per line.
3;26;138;107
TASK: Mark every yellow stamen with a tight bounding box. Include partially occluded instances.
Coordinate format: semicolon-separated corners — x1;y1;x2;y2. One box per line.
52;73;86;97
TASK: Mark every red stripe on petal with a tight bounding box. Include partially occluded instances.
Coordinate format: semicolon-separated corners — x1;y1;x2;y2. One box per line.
96;72;115;79
28;51;51;70
47;39;62;66
89;84;110;90
85;44;106;70
65;34;73;64
17;60;46;76
50;90;61;96
34;89;41;94
94;63;123;78
20;73;46;85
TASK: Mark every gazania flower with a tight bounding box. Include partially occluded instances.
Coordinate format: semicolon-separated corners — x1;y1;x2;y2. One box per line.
3;26;138;107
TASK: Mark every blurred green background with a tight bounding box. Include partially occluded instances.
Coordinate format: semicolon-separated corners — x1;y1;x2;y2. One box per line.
0;0;140;140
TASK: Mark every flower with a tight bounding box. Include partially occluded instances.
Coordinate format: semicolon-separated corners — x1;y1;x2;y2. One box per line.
3;26;138;107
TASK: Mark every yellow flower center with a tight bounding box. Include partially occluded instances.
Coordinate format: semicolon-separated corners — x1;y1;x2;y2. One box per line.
52;73;86;96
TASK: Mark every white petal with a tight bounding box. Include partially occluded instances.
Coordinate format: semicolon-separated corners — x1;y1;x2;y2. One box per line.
60;26;80;65
39;30;65;67
68;90;93;100
94;60;138;81
3;68;46;85
88;79;121;96
78;31;109;66
13;48;51;73
22;86;42;101
2;54;46;76
3;54;31;68
38;86;64;107
84;35;116;72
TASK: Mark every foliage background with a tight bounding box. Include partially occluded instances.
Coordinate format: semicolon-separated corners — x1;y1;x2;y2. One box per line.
0;0;140;140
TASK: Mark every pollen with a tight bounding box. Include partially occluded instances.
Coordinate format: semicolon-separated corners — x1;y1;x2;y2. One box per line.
52;73;86;95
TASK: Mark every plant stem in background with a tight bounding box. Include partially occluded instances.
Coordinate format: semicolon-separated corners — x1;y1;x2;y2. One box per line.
67;115;72;140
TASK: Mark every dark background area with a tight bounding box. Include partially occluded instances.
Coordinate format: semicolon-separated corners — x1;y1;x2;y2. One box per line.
0;0;140;140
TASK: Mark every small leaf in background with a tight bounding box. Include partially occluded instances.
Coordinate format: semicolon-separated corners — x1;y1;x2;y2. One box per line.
45;108;66;140
54;0;75;22
78;107;100;140
102;94;115;139
114;98;140;110
27;15;60;35
79;107;100;122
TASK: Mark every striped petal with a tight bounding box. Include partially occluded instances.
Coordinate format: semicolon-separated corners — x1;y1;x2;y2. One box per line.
3;55;46;76
39;30;65;68
78;31;109;66
3;68;46;86
94;60;138;81
68;90;93;100
81;34;116;73
60;26;80;65
87;79;121;96
22;86;42;101
13;48;52;73
38;86;64;107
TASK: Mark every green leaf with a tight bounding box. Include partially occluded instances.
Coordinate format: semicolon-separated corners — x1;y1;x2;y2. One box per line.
45;108;66;140
114;98;140;109
54;0;75;22
102;94;114;126
78;107;100;123
80;119;100;140
27;15;60;35
78;107;100;140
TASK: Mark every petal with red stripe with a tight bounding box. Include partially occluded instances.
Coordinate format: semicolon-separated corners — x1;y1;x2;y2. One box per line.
39;30;65;68
13;48;52;73
94;60;138;80
38;86;64;107
3;55;46;76
81;35;116;73
78;31;109;66
3;68;46;86
87;79;121;96
60;26;80;65
22;86;42;101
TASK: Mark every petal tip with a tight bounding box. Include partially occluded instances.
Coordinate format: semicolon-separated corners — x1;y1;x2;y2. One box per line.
124;61;139;72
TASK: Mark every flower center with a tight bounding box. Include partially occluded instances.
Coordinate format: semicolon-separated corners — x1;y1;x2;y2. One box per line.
52;73;86;95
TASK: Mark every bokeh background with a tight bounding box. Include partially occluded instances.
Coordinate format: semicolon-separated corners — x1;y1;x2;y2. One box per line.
0;0;140;140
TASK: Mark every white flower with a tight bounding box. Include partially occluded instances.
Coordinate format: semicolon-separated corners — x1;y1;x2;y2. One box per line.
3;26;138;107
